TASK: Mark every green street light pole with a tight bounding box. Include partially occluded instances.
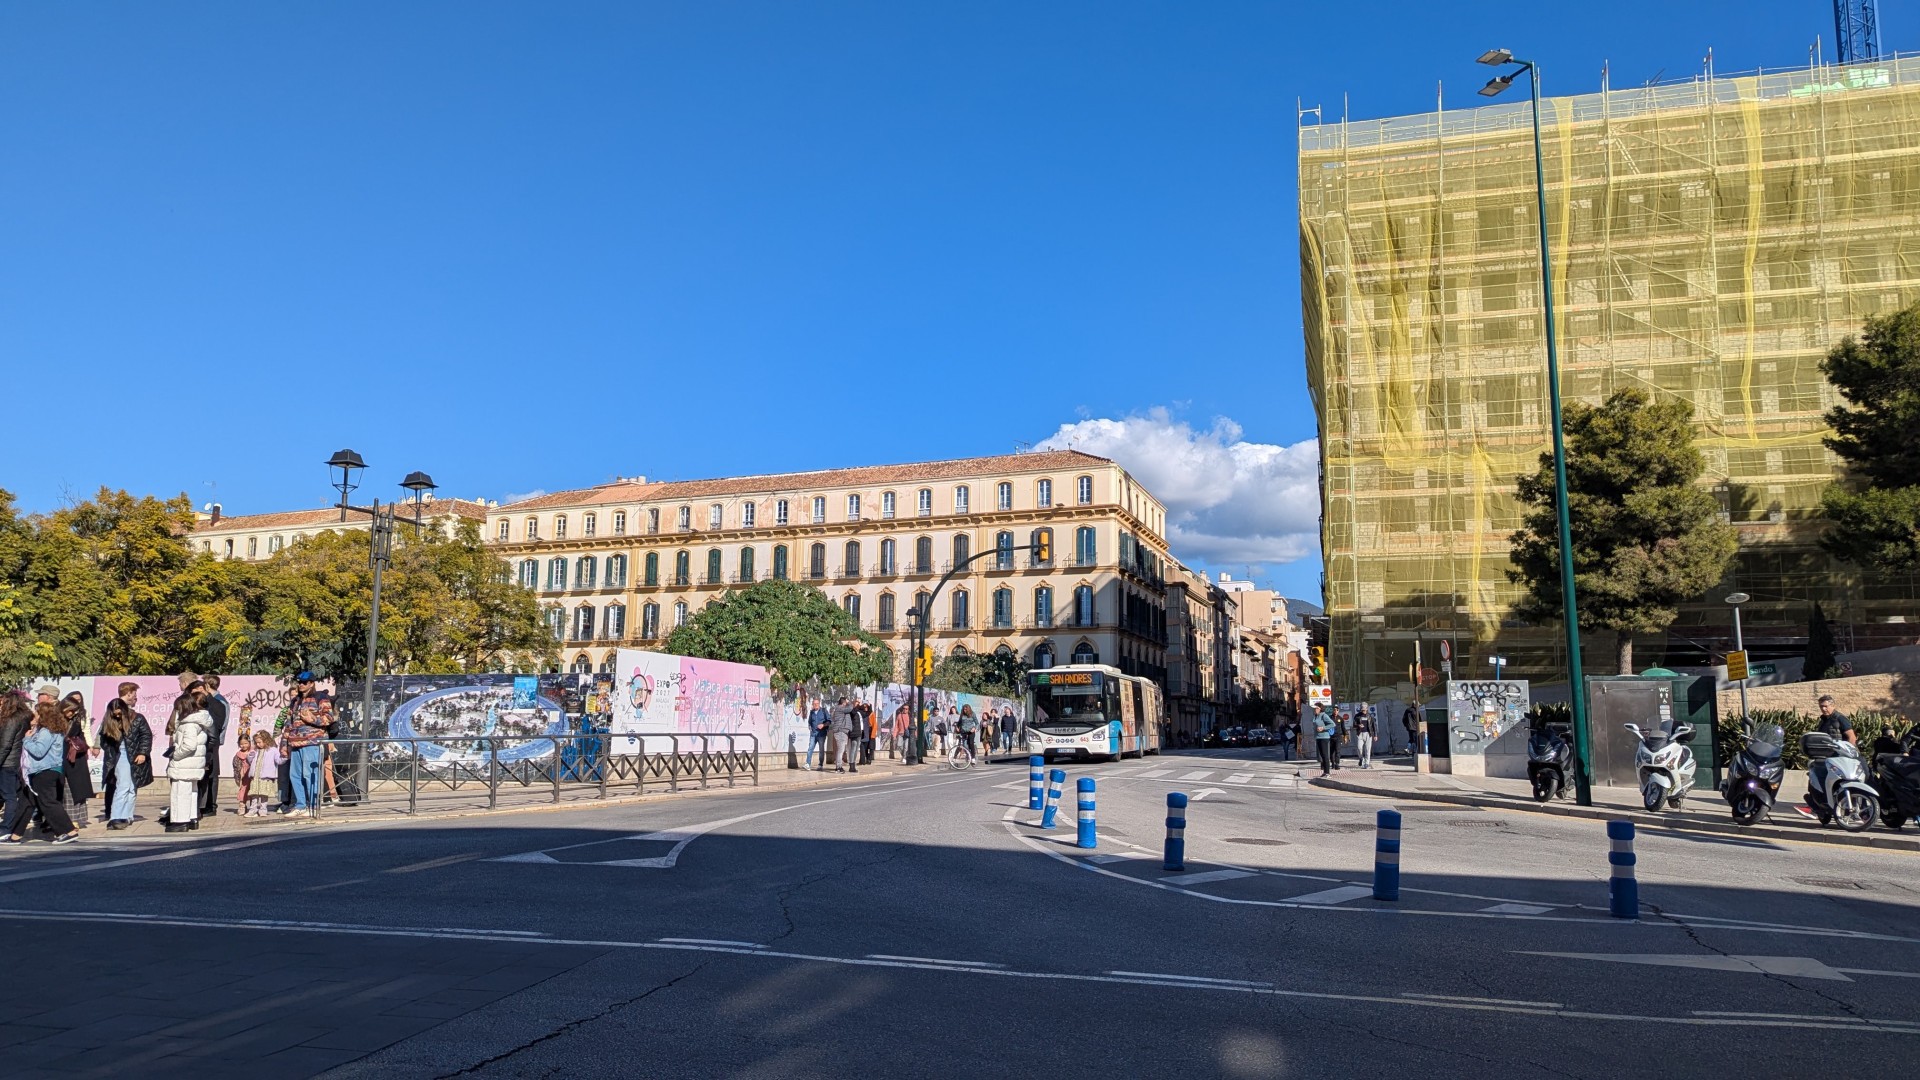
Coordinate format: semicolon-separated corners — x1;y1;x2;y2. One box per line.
1479;50;1591;805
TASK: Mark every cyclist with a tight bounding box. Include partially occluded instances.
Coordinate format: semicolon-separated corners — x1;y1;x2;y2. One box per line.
957;705;981;762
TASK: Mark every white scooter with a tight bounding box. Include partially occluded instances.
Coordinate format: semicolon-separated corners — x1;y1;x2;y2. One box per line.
1801;731;1880;832
1624;721;1698;812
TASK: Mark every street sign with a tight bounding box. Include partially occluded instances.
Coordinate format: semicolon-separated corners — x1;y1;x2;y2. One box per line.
1439;640;1452;661
1441;659;1453;676
1726;650;1749;681
1308;684;1333;707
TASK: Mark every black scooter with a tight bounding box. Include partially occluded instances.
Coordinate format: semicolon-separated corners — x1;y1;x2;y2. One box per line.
1527;720;1575;802
1869;726;1920;831
1721;718;1785;826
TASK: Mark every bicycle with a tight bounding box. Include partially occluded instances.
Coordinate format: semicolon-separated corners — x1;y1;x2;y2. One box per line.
949;732;980;770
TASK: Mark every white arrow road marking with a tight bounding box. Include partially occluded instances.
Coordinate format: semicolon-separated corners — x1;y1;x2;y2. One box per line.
1520;953;1855;981
1188;788;1226;801
1282;885;1376;905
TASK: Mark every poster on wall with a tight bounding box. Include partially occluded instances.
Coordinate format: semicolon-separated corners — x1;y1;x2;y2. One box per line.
610;649;774;754
1447;680;1530;776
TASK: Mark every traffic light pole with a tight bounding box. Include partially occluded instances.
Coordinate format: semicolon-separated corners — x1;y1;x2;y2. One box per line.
905;537;1051;765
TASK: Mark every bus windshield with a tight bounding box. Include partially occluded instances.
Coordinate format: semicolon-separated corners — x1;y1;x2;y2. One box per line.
1030;670;1110;729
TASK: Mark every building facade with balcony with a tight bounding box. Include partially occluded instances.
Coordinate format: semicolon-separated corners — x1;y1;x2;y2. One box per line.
188;498;494;561
485;450;1172;681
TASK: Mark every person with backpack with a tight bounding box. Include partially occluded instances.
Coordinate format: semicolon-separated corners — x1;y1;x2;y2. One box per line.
1311;704;1338;777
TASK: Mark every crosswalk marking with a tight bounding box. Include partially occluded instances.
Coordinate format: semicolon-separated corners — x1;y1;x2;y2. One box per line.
1480;903;1553;915
1226;774;1253;784
1280;884;1374;905
1178;770;1214;781
1137;769;1171;779
1267;778;1295;787
1086;852;1154;865
1170;869;1256;886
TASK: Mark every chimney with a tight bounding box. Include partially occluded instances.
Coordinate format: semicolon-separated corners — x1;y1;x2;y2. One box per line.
210;503;222;525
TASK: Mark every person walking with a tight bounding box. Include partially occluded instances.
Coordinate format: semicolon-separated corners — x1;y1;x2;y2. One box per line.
197;674;230;818
861;701;878;765
282;674;329;814
98;695;153;830
805;699;830;770
1354;706;1376;769
163;690;212;833
1402;702;1422;756
1311;705;1337;777
1278;716;1298;761
0;694;36;840
8;703;79;844
826;698;854;774
57;692;98;828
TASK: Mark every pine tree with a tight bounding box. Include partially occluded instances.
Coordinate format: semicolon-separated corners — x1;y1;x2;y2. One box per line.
1820;303;1920;574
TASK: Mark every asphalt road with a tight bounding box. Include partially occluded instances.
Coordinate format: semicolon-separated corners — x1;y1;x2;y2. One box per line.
3;748;1918;1079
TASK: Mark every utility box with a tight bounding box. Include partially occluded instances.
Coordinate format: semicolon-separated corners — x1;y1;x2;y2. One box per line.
1584;675;1720;790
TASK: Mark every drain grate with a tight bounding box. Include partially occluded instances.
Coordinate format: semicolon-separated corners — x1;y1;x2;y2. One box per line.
1223;837;1291;846
1442;819;1507;827
1302;823;1376;834
1792;877;1867;890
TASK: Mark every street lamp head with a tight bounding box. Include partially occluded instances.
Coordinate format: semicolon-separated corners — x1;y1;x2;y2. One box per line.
326;448;366;493
1479;75;1515;97
1724;592;1751;606
1477;48;1515;66
400;471;437;494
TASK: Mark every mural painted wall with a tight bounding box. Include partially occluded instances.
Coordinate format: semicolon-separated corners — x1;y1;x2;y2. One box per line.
34;675;332;779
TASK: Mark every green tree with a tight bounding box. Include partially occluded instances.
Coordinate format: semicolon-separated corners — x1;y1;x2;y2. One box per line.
1819;304;1920;574
1803;602;1840;682
926;649;1029;698
664;579;892;686
1507;388;1739;675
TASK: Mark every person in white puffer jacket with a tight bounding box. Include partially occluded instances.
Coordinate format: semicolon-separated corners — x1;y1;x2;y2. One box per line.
164;690;213;833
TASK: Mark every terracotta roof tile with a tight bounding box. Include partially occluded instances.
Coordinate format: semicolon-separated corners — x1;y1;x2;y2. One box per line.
192;498;491;534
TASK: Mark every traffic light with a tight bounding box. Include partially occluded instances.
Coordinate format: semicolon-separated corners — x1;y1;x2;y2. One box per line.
1032;529;1052;564
914;646;934;682
1311;647;1327;681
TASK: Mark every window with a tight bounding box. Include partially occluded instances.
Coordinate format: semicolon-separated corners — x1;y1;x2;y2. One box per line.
1076;475;1093;505
1034;586;1054;627
914;536;933;574
247;537;258;558
709;504;723;529
772;545;789;580
519;559;538;588
739;546;755;581
1075;526;1097;566
913;591;930;626
647;508;660;534
605;603;626;640
706;549;723;584
1071;641;1097;665
952;533;970;567
674;601;690;628
575;604;595;641
954;485;970;514
547;557;567;590
951;589;970;629
847;494;861;520
1036;478;1053;508
1034;641;1056;669
1074;584;1095;625
676;506;691;531
843;540;861;576
546;608;564;641
556;515;568;540
992;587;1013;628
269;535;284;554
741;503;756;528
576;555;597;590
809;542;827;579
571;653;593;674
525;518;538;540
644;552;659;586
917;488;932;515
843;594;861;623
879;538;896;575
497;520;511;542
994;531;1014;569
584;513;597;538
882;491;896;519
1031;527;1053;566
607;554;627;587
641;602;660;639
613;511;627;535
775;499;790;526
878;593;896;632
811;496;826;524
221;539;232;557
674;550;691;586
997;482;1012;511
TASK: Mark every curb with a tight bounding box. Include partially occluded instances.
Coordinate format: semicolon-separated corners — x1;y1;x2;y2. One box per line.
1309;776;1920;853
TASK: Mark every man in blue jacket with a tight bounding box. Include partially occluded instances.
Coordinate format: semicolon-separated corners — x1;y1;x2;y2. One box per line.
1311;704;1338;777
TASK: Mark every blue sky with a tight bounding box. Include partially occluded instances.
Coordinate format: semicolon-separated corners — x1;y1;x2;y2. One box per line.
0;2;1858;599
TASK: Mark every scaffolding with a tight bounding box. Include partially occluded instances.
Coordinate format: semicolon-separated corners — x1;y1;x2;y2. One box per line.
1300;53;1920;703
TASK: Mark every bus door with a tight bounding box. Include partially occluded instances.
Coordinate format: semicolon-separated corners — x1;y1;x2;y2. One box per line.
1130;683;1148;755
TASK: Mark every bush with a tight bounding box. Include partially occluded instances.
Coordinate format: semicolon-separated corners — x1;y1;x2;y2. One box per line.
1717;707;1913;769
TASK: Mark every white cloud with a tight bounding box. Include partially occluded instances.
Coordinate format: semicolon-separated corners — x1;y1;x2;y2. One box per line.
502;489;548;504
1035;408;1321;570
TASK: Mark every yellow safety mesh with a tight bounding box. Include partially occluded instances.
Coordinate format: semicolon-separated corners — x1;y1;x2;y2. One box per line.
1300;57;1920;700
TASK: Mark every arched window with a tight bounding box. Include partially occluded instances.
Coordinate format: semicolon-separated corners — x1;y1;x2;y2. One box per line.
992;587;1013;628
951;644;969;658
647;508;660;534
1074;584;1095;626
995;531;1014;569
641;602;660;639
644;552;659;586
269;535;284;554
605;603;626;639
606;554;627;587
1071;641;1098;665
524;517;539;540
575;604;595;640
809;542;827;579
881;491;897;519
738;546;755;582
914;536;933;574
879;538;896;574
847;493;861;520
708;503;723;529
951;589;970;629
555;515;568;540
953;485;970;514
917;488;933;516
547;557;567;590
598;656;616;674
673;601;690;627
1036;478;1054;508
843;540;861;576
772;545;789;580
811;496;826;524
995;644;1014;660
1034;642;1056;669
584;513;597;538
1034;585;1054;628
673;550;691;586
706;549;722;584
775;499;790;525
741;503;756;528
878;592;897;631
575;555;597;590
496;520;510;542
1076;475;1093;505
676;505;691;530
518;559;538;588
613;511;627;535
247;537;258;557
952;533;970;568
1031;527;1054;566
1075;526;1097;566
842;594;861;622
996;482;1013;511
570;653;593;674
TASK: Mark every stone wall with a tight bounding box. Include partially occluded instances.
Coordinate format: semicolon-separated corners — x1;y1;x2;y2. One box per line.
1719;671;1920;720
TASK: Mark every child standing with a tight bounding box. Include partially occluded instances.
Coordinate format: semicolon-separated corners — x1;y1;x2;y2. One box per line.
232;733;253;816
245;730;280;817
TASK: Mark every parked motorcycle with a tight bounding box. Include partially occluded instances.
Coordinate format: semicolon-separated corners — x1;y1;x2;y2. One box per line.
1867;726;1920;831
1624;721;1697;812
1720;718;1784;826
1527;720;1575;802
1801;731;1879;832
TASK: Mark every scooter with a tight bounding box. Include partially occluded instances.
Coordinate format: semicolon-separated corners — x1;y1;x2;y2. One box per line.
1720;718;1784;826
1624;721;1697;812
1801;731;1880;832
1867;726;1920;831
1526;720;1575;802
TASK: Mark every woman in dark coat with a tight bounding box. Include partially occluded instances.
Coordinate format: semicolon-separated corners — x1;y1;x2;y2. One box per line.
99;697;153;829
59;692;96;826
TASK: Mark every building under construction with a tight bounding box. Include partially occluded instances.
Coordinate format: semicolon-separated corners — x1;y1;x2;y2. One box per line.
1300;53;1920;704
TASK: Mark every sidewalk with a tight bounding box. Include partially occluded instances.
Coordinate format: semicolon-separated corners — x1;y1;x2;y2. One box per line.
1312;760;1920;852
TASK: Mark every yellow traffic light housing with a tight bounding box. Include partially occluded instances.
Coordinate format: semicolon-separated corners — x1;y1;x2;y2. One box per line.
1033;529;1052;564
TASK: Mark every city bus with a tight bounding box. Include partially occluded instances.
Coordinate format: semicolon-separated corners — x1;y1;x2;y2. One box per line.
1027;664;1165;762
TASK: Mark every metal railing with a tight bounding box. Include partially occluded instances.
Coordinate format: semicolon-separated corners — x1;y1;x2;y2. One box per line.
318;732;759;817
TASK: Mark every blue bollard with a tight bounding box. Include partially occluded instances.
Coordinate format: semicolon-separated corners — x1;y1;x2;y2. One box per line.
1041;768;1066;829
1608;819;1638;919
1076;778;1097;849
1373;808;1401;901
1164;792;1187;871
1028;755;1045;810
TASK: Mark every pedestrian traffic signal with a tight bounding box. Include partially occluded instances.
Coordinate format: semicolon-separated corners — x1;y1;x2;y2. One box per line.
1032;529;1052;564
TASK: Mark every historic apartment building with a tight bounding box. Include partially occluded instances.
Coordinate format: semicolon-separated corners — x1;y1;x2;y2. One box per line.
485;450;1173;682
189;498;493;561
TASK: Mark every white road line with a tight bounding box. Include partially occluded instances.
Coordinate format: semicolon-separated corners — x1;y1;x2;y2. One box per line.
1178;770;1214;781
384;852;483;874
1226;774;1253;785
1170;869;1256;886
1481;903;1554;915
1838;968;1920;980
0;835;294;884
1109;971;1273;987
661;938;765;948
1086;852;1153;865
867;955;1004;968
1282;885;1375;905
1137;770;1171;779
1404;993;1563;1008
302;878;369;892
1267;778;1297;787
